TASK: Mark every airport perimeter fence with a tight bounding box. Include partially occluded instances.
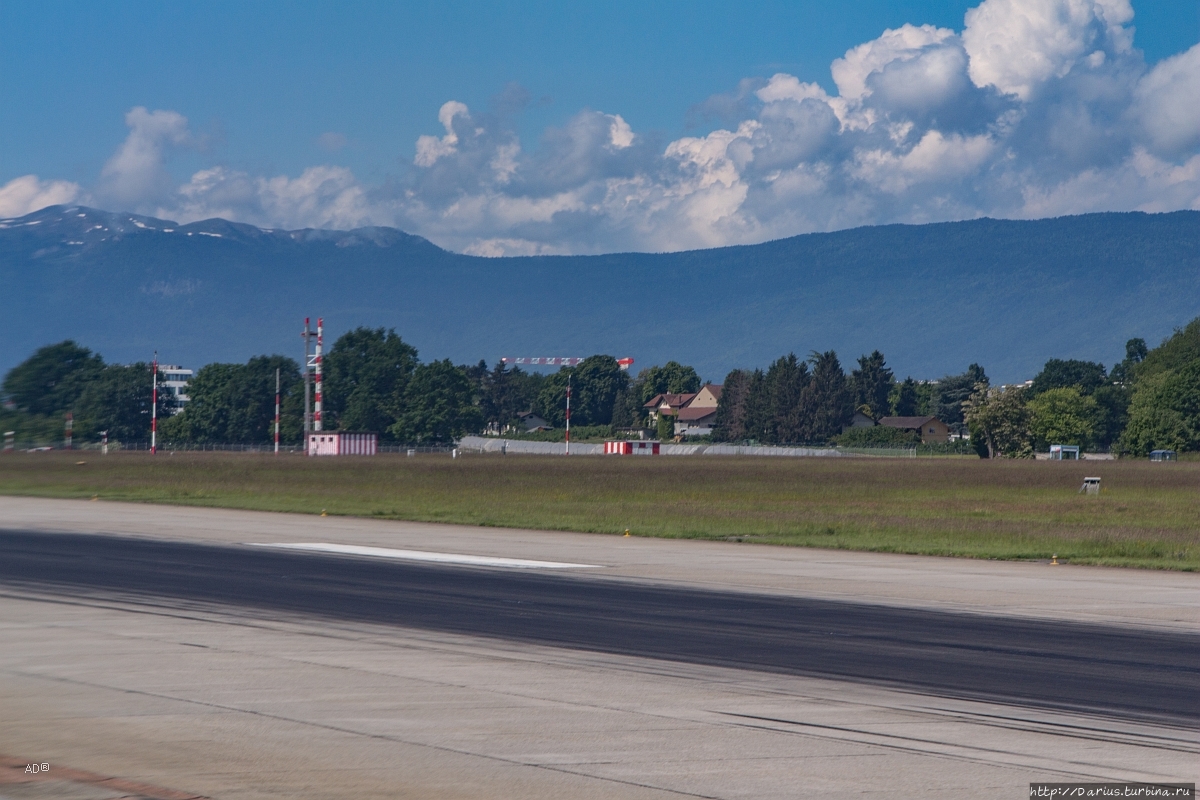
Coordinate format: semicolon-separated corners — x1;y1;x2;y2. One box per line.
2;440;457;454
456;436;977;458
4;438;975;458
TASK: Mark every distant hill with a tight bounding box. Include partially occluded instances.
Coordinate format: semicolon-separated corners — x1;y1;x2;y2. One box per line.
2;205;1197;383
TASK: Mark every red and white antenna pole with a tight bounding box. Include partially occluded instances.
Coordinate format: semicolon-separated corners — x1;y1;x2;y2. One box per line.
150;351;158;454
274;367;281;454
565;373;571;456
313;318;324;432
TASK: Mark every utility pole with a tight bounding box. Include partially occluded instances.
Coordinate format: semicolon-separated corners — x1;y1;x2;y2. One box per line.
274;367;281;454
301;318;314;437
64;411;73;450
151;351;158;454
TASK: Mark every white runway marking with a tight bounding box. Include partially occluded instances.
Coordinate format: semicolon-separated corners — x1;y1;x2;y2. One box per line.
245;542;602;570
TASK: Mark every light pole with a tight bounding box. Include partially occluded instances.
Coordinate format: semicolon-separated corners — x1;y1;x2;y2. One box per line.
274;367;281;454
151;351;158;454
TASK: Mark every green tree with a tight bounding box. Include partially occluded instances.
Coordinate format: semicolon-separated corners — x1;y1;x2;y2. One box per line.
890;377;920;416
1119;359;1200;455
1109;338;1147;384
536;356;628;427
475;361;545;429
166;363;237;443
1131;318;1200;384
1029;359;1107;396
740;369;770;443
656;410;675;441
165;356;301;443
389;360;483;443
802;350;853;442
711;369;750;442
75;362;170;442
765;353;810;443
638;361;700;404
849;351;893;420
934;363;988;428
963;383;1031;458
1027;386;1098;450
323;327;419;437
609;380;642;428
2;340;104;416
1091;384;1131;449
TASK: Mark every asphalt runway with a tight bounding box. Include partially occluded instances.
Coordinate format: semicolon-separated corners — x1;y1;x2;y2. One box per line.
3;529;1196;727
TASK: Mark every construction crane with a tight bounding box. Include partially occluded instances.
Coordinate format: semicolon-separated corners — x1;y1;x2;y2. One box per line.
502;357;634;370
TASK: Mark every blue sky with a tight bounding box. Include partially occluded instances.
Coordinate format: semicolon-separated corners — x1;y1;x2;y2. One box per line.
2;0;1198;255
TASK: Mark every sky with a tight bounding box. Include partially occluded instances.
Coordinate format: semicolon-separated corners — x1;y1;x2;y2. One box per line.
1;0;1198;255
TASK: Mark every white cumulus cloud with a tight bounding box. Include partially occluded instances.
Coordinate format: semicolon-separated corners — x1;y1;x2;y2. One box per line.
0;175;82;218
1133;44;1200;159
4;0;1198;254
98;107;193;207
962;0;1134;99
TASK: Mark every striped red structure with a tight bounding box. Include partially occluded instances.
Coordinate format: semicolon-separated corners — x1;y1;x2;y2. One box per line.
308;432;378;456
604;440;660;455
313;317;324;431
502;357;635;370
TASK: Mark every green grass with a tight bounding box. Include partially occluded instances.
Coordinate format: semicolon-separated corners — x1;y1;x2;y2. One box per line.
1;451;1197;570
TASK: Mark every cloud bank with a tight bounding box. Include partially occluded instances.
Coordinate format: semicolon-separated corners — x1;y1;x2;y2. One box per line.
2;0;1198;255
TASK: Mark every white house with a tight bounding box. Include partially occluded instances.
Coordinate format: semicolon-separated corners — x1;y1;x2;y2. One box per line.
308;432;378;456
673;384;723;437
159;365;193;414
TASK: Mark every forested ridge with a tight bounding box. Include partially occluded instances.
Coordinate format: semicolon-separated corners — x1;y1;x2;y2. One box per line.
3;206;1198;383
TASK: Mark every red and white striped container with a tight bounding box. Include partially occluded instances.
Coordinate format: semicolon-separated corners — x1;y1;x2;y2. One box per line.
604;440;660;455
308;432;378;456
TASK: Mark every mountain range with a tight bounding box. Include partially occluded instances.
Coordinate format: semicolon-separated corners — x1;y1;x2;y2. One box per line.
2;205;1198;383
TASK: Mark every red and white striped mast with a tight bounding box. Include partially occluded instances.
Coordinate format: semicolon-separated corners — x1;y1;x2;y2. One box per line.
564;373;571;455
150;351;158;454
274;367;281;454
313;318;324;431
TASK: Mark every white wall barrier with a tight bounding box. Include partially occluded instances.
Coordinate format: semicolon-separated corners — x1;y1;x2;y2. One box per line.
457;436;848;458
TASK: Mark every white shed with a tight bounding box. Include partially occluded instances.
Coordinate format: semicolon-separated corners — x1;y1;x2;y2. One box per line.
308;432;378;456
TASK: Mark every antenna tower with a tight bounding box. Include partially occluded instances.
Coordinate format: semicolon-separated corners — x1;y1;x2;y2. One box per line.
301;318;316;435
314;318;324;431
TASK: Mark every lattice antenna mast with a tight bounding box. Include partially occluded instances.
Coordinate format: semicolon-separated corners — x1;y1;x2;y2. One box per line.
301;318;315;435
565;373;571;456
314;318;324;432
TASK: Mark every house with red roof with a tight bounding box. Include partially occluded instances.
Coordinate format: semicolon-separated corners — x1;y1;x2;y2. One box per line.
644;384;724;437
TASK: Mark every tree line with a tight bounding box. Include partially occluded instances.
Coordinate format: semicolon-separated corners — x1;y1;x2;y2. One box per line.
3;317;1198;455
965;320;1200;457
710;351;987;445
0;328;702;446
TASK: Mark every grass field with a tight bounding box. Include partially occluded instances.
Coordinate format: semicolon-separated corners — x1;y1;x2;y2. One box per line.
1;451;1196;570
